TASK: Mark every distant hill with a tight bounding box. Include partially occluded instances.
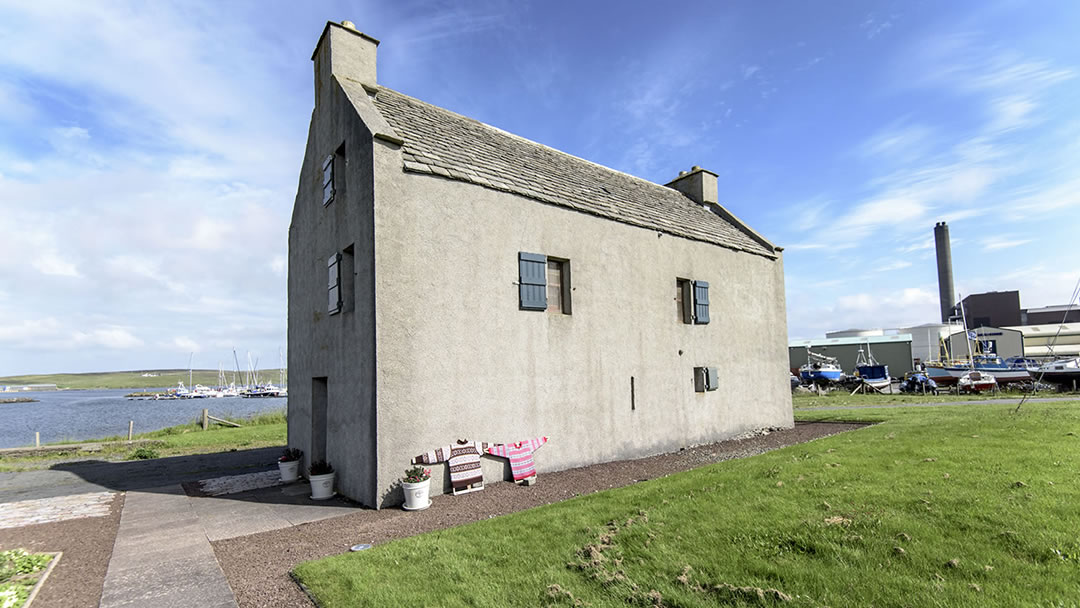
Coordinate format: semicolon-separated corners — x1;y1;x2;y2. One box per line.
0;369;286;390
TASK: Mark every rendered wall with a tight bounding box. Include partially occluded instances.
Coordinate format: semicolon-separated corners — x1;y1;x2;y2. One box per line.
287;77;379;507
370;156;793;507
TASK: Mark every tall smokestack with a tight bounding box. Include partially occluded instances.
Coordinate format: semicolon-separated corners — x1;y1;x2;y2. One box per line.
934;222;955;323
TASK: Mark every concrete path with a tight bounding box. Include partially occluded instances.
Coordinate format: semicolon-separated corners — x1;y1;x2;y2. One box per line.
798;395;1078;412
99;472;358;607
101;485;238;608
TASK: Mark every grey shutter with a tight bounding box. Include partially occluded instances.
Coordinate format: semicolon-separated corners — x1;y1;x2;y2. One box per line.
322;155;335;206
328;253;342;314
693;281;710;324
518;252;547;310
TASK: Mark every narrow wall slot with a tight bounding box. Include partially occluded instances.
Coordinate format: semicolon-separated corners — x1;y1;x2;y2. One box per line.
630;376;636;411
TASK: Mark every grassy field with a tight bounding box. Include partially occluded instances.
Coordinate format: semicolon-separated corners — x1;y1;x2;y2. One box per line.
0;410;286;471
791;388;1078;409
0;369;287;390
294;401;1080;607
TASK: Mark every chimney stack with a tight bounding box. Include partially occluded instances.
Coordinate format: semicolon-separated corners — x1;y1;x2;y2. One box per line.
665;166;718;206
312;20;380;106
934;221;956;323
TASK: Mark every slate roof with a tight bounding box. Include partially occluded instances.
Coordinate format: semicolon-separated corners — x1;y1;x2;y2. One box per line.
369;86;775;258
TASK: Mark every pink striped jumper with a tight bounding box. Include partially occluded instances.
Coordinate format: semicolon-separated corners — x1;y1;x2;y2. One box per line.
488;436;548;482
412;440;491;491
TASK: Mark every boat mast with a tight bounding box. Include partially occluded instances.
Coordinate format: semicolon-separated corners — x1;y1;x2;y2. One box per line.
958;293;975;367
188;352;194;388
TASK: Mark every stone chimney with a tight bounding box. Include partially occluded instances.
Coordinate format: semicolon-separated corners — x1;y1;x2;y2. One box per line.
665;166;718;206
312;20;380;106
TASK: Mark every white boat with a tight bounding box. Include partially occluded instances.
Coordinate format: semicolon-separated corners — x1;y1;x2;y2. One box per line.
958;370;997;393
1035;357;1080;387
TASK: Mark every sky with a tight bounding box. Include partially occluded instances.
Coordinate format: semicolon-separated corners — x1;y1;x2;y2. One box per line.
1;1;1078;374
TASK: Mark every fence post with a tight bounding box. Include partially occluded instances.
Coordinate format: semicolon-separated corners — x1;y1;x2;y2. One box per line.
202;409;209;431
128;420;134;441
35;432;40;448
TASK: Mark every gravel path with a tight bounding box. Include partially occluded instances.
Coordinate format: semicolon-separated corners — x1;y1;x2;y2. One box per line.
0;492;124;608
213;421;865;608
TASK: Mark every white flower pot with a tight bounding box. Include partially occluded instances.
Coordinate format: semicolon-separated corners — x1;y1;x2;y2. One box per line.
278;460;300;483
402;479;431;510
309;472;336;500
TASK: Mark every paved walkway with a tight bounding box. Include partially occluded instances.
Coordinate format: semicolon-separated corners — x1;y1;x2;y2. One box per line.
99;471;358;607
101;485;237;608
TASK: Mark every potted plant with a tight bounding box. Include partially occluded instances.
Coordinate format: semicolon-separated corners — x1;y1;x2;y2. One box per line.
309;460;335;500
401;465;432;510
278;448;303;483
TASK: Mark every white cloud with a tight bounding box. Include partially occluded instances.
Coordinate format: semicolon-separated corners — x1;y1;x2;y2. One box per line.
75;327;143;349
981;237;1031;251
33;251;79;277
173;337;201;353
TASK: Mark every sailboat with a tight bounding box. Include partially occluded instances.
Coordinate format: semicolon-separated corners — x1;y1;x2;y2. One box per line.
799;348;843;384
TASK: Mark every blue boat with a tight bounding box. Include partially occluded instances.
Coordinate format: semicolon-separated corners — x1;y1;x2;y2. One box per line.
799;348;843;384
853;346;891;391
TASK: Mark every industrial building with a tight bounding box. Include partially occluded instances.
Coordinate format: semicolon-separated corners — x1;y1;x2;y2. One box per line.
1005;324;1080;358
789;334;913;378
946;326;1025;360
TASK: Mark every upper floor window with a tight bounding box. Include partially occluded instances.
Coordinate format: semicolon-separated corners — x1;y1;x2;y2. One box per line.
519;252;571;314
677;278;709;324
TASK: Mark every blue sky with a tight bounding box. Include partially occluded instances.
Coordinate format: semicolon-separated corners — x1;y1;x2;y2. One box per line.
1;1;1078;374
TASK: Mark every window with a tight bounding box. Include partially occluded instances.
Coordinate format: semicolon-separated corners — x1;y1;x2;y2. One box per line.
328;253;342;314
519;252;571;314
677;278;709;324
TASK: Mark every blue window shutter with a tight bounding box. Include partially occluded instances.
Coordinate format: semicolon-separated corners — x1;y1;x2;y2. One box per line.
519;252;547;310
694;281;710;324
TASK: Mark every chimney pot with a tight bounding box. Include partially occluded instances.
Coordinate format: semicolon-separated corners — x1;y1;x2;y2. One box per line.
341;20;356;30
691;165;701;171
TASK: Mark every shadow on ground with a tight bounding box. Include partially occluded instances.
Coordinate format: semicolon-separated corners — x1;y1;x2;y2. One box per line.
2;447;354;511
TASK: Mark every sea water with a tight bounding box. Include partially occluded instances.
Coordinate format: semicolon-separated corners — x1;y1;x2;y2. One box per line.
0;388;286;449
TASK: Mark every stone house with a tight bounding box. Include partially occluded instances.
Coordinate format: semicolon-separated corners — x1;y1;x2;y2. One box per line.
288;21;794;508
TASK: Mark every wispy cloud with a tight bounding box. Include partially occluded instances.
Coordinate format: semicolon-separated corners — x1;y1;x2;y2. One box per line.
981;237;1031;251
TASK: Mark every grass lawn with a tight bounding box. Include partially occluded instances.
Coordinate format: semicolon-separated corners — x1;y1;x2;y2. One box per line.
294;402;1080;607
0;411;286;471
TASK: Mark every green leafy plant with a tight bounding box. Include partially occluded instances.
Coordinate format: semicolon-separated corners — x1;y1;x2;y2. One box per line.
403;466;431;484
128;447;160;460
309;460;334;476
279;447;303;463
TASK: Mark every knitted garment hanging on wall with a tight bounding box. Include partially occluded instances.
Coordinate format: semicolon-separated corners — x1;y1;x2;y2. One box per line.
412;440;491;491
488;436;548;482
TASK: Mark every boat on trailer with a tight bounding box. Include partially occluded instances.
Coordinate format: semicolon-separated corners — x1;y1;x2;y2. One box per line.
958;370;997;393
852;346;891;391
799;348;843;384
